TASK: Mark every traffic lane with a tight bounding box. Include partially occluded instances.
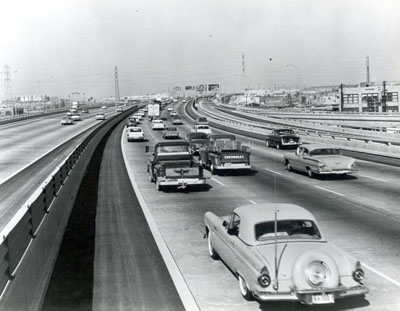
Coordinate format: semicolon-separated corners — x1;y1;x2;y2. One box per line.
123;138;400;311
0;129;93;230
93;122;184;311
0;110;116;184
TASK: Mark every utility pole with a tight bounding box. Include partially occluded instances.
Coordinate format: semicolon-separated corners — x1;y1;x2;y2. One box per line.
3;64;13;113
366;55;370;83
114;66;120;104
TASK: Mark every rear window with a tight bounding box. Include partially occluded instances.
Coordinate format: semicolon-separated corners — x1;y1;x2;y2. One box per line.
255;220;321;241
310;148;340;156
130;128;142;132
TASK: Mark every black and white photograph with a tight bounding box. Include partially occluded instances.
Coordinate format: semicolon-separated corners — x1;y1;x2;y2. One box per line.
0;0;399;310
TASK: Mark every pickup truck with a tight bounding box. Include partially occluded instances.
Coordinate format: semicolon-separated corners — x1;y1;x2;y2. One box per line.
146;141;206;191
198;134;251;174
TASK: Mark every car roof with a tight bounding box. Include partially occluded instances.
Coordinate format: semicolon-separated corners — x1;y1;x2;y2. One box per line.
234;203;318;245
155;141;190;147
208;134;235;140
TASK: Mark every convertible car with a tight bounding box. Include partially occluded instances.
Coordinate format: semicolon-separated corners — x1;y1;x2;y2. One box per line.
204;203;368;304
283;144;358;178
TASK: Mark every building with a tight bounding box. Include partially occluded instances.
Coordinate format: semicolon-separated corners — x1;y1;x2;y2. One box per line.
340;81;400;112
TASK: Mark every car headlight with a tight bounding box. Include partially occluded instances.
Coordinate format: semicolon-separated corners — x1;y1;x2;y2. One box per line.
317;162;327;169
353;261;365;284
258;267;271;287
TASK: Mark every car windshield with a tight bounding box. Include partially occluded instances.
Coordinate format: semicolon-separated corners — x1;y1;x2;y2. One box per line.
130;128;142;132
276;129;294;135
198;118;207;122
166;127;177;131
255;220;321;241
156;145;189;154
310;148;341;156
198;126;209;130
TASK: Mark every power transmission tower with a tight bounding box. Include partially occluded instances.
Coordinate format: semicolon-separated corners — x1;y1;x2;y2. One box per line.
114;66;120;101
3;64;12;101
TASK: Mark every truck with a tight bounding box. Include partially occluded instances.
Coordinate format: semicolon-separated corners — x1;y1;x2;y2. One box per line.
198;134;251;174
71;101;79;110
146;141;206;191
147;101;160;119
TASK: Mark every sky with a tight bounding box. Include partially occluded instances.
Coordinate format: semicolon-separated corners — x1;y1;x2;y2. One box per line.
0;0;399;99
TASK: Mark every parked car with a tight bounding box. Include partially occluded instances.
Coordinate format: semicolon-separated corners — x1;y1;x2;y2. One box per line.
162;127;180;139
61;117;74;125
127;127;145;142
196;117;208;125
265;129;301;149
204;203;368;303
185;132;208;155
96;113;106;120
192;124;212;135
151;119;165;130
283;144;358;178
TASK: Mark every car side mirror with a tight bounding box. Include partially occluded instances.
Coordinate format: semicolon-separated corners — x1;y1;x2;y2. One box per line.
222;220;228;228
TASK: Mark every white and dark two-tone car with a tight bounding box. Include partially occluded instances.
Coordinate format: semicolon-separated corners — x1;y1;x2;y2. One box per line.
283;144;358;178
204;203;368;304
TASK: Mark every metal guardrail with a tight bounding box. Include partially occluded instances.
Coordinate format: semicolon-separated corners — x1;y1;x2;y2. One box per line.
0;107;137;300
185;99;400;164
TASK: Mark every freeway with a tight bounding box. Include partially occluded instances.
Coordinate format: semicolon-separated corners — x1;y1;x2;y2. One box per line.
0;106;125;230
119;100;400;310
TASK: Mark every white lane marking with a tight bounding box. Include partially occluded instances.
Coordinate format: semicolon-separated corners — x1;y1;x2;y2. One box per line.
363;262;400;288
211;177;225;186
121;133;200;311
314;185;345;197
249;200;257;205
264;168;282;175
358;174;387;182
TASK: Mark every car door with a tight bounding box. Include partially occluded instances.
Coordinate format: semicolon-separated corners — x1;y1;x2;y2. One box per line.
290;147;304;170
215;213;240;270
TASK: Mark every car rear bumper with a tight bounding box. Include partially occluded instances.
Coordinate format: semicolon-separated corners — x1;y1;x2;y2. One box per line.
216;163;252;170
254;285;368;304
158;178;206;186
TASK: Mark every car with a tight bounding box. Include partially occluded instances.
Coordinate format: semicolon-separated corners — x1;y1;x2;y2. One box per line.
204;203;368;304
162;127;180;139
265;129;301;149
167;106;173;112
151;119;165;130
61;117;74;125
96;113;106;120
81;109;89;113
101;105;107;109
195;117;208;125
169;111;177;117
283;144;358;178
127;127;145;142
116;107;124;112
172;116;183;125
185;132;208;154
70;113;81;121
192;124;212;135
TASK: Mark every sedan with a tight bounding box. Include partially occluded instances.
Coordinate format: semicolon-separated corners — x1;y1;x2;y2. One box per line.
265;129;301;149
204;203;368;304
96;113;106;120
283;144;358;178
162;127;180;139
61;117;74;125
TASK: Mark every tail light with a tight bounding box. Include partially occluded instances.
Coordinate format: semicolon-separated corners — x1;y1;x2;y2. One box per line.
258;267;271;287
353;261;365;284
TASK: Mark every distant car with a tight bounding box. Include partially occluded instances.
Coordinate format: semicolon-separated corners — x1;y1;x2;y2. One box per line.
196;117;208;125
116;107;124;112
61;117;74;125
204;203;368;303
283;144;358;178
163;127;180;139
70;114;81;121
151;119;165;130
192;124;212;135
81;109;89;113
172;116;183;125
127;127;145;142
265;129;301;149
101;105;107;109
167;107;174;112
96;113;106;120
185;132;208;155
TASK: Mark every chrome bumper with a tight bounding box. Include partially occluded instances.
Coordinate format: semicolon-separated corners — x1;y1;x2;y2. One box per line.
158;178;206;186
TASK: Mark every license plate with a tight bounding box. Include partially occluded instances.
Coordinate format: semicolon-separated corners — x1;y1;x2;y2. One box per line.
312;293;334;304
